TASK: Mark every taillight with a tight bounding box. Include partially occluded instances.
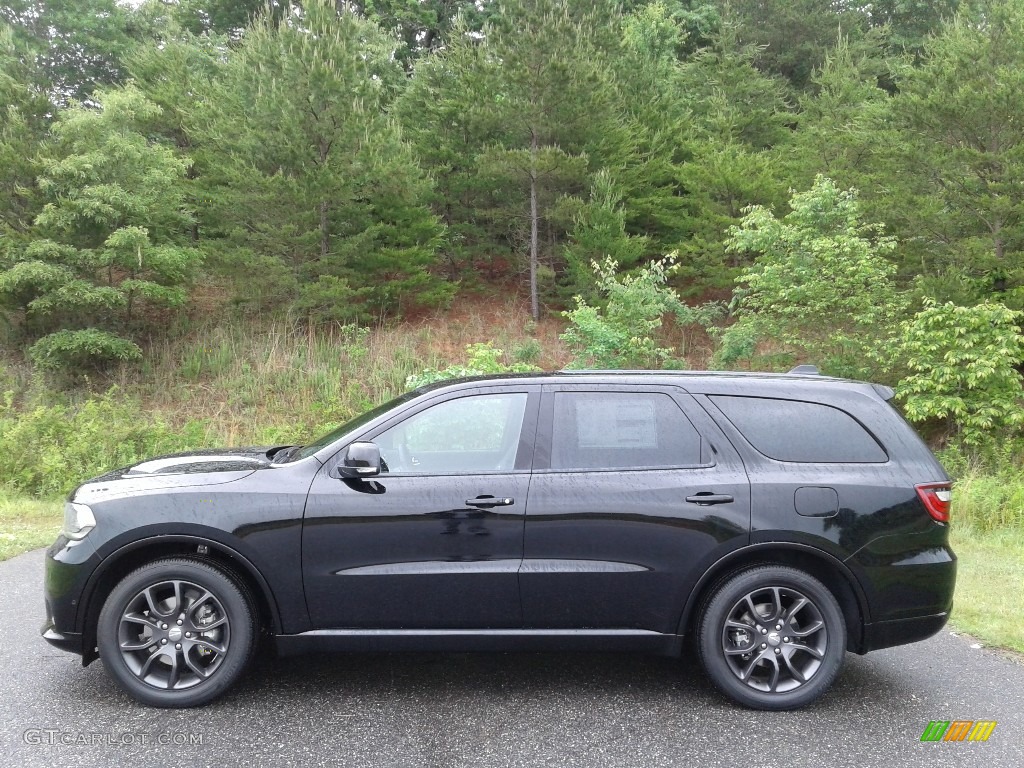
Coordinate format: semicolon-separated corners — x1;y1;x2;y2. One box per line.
916;483;952;523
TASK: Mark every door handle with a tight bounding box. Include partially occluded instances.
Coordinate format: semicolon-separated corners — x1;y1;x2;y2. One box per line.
465;496;514;508
685;492;734;506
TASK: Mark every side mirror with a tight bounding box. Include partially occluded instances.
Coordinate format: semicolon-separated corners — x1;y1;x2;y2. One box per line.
331;442;382;479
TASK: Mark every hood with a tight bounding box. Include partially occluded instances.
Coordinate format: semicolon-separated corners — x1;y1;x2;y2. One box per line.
86;446;280;483
71;447;284;503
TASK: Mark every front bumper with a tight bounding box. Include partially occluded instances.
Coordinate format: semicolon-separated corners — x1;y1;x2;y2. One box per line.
41;618;84;655
42;533;100;662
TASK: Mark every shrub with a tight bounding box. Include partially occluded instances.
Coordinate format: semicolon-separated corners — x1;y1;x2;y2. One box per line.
718;176;907;377
28;329;142;372
0;388;204;497
896;300;1024;445
405;342;540;389
561;255;723;369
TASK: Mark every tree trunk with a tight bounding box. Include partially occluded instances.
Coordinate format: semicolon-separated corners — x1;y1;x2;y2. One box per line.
529;130;540;322
319;200;329;261
186;163;199;243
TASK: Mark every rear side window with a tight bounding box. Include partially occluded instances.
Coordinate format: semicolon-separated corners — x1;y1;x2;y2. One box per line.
551;391;702;470
709;395;887;463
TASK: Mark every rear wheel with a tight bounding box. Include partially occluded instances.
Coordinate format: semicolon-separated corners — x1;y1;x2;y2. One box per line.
697;565;846;710
97;558;256;708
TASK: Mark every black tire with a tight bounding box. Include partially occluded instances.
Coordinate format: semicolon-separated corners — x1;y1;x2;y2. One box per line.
697;565;846;710
97;558;256;708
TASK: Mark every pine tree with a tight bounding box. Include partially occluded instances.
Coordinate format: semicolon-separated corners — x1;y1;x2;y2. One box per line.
0;24;49;238
193;0;448;322
883;1;1024;303
476;0;625;320
0;87;201;370
394;20;508;283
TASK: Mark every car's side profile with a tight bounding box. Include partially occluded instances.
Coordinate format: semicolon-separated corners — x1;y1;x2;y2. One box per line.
42;370;956;710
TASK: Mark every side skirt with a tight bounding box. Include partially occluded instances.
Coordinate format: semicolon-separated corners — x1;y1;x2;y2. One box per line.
274;628;684;656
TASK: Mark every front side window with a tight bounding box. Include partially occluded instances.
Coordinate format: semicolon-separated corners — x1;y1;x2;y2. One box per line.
550;391;702;470
375;393;529;474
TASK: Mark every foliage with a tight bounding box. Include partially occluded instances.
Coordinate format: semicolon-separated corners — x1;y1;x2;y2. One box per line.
363;0;491;68
28;329;142;372
0;388;194;496
879;0;1024;305
405;342;541;389
560;171;649;299
717;176;907;377
0;87;201;370
722;0;872;91
1;0;152;105
949;465;1024;532
0;25;49;234
792;36;890;187
193;0;449;322
561;256;724;369
895;300;1024;445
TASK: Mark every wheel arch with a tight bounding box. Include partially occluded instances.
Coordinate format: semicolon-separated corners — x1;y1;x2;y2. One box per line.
78;535;283;665
677;543;870;654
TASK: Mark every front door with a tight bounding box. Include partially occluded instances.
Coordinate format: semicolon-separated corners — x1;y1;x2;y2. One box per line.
302;386;539;629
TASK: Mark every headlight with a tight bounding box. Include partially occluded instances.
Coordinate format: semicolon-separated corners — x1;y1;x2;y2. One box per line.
62;502;96;540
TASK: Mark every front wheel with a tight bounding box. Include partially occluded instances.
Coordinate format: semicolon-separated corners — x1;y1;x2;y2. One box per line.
97;558;256;708
697;565;846;710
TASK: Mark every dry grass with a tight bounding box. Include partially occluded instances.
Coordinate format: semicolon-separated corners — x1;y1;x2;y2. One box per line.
97;298;573;446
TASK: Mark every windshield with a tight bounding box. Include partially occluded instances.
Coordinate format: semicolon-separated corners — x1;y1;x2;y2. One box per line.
289;392;417;461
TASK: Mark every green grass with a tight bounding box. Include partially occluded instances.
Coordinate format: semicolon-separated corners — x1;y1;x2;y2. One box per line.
950;469;1024;531
0;492;60;562
948;528;1024;654
944;467;1024;653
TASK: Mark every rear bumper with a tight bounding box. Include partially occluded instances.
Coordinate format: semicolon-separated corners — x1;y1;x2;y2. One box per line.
859;610;950;653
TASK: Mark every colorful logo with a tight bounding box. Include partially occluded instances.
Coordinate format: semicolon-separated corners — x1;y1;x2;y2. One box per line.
921;720;997;742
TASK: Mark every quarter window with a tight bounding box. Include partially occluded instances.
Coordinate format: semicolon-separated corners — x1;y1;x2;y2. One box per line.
550;392;702;470
710;395;887;463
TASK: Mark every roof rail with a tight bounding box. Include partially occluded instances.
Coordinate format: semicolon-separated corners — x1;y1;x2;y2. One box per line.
558;369;687;375
788;364;820;375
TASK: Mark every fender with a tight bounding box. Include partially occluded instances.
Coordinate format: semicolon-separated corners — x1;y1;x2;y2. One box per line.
78;533;287;636
674;541;872;641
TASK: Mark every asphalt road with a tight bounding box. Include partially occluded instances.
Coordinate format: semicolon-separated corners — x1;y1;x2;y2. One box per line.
2;549;1022;768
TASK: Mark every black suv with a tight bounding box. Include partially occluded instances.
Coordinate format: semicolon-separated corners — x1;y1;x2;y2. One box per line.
43;369;955;710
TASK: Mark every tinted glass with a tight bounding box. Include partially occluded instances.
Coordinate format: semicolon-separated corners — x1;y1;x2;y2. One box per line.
710;396;887;463
375;393;528;474
291;392;416;460
551;392;702;470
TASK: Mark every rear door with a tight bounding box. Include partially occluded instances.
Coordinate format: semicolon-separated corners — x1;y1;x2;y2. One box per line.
519;383;750;633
